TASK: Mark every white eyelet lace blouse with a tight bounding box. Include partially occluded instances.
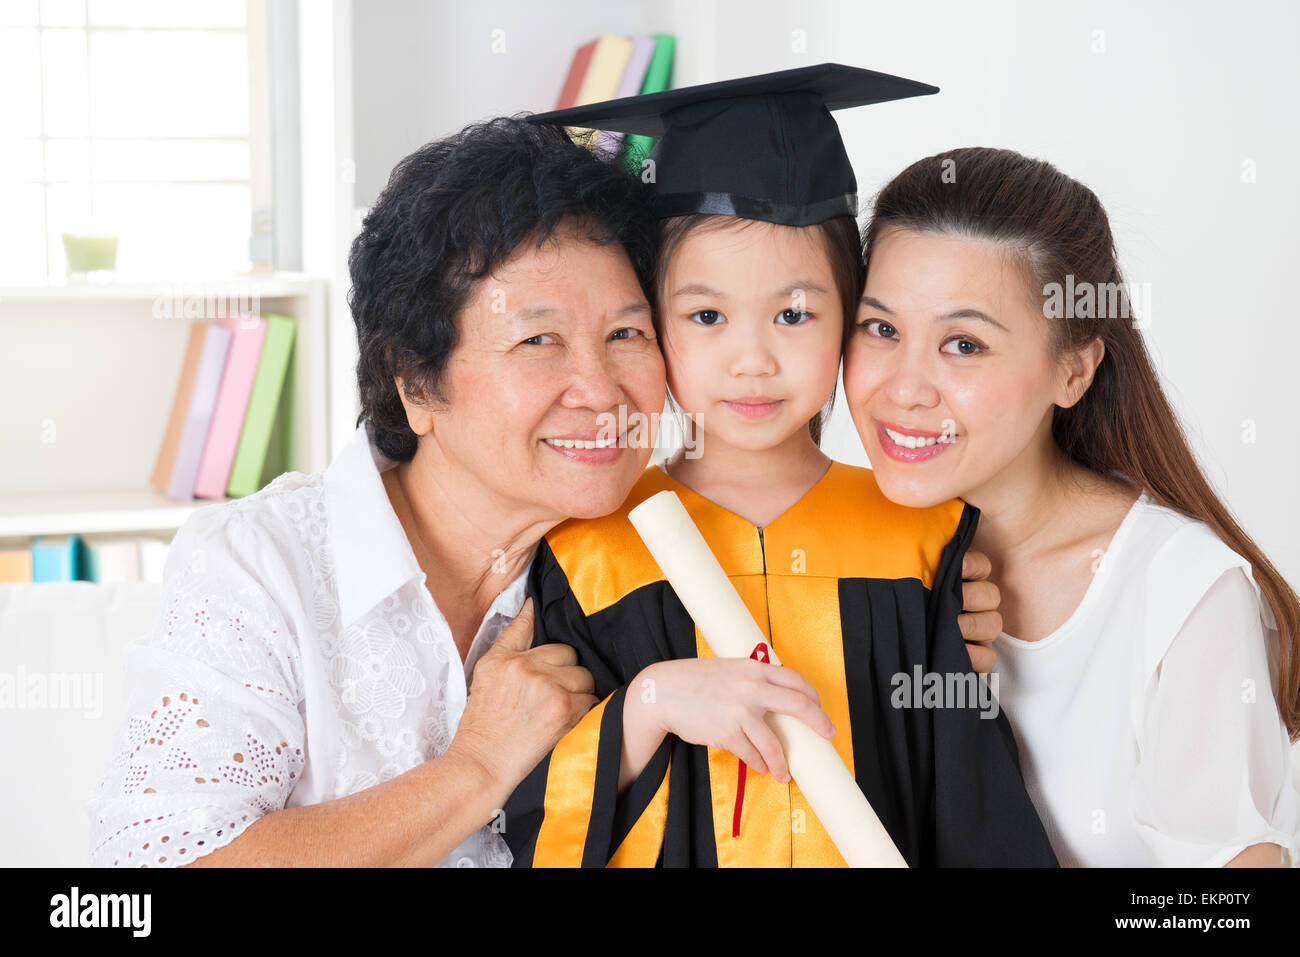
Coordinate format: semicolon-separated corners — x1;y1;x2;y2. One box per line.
86;422;528;867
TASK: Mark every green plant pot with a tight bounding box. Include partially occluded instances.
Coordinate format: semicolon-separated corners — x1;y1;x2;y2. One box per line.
62;233;119;278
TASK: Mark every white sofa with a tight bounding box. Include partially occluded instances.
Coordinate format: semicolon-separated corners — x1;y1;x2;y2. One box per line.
0;581;162;866
3;580;1298;867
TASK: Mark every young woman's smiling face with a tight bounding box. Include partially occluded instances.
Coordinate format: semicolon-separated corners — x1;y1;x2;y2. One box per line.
843;226;1091;509
659;219;844;454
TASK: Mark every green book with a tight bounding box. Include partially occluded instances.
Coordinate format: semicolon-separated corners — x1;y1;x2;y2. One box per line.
226;313;296;498
622;34;675;174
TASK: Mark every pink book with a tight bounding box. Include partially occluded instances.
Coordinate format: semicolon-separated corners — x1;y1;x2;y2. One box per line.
193;314;268;499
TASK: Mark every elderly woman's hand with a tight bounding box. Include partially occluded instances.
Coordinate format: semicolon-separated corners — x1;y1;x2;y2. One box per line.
449;597;598;807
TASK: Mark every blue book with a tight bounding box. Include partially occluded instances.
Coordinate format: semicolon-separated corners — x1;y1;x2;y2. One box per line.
31;534;84;582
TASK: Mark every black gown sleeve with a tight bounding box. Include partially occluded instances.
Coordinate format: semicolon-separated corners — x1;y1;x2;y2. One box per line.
503;539;673;867
927;502;1060;866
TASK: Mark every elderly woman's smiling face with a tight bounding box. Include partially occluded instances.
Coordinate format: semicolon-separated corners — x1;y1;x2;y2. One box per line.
409;219;666;523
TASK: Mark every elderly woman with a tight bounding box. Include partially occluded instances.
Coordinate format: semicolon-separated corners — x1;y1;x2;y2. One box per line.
87;116;1002;868
86;117;665;867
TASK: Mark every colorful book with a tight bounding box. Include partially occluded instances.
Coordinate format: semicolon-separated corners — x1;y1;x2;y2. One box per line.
623;34;676;174
570;35;634;149
151;321;208;494
194;314;268;498
32;534;83;582
555;39;598;109
164;322;232;501
0;546;33;583
576;35;634;104
226;313;296;498
596;35;656;161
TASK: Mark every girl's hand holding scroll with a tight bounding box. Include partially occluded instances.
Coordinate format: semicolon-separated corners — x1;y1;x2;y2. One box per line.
619;657;834;792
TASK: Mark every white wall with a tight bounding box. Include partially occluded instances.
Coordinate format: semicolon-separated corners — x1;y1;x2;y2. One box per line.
342;0;1299;584
353;0;653;206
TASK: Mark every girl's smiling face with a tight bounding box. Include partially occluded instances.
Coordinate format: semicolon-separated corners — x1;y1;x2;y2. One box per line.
659;219;844;454
843;226;1089;508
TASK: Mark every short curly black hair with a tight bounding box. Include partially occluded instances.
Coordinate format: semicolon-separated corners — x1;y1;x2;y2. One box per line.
348;115;658;462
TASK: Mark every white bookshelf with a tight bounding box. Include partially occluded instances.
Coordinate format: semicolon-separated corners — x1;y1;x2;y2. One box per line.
0;273;330;540
0;490;224;539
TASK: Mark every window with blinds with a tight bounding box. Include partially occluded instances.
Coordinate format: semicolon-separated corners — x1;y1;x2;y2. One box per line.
0;0;270;282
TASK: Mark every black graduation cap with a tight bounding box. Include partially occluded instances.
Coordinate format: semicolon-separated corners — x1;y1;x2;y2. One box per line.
528;63;938;227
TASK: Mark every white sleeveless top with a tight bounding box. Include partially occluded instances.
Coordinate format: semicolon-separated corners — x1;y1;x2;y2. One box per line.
992;490;1298;867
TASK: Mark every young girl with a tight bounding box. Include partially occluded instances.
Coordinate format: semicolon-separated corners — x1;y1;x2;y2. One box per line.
843;146;1299;866
503;66;1057;867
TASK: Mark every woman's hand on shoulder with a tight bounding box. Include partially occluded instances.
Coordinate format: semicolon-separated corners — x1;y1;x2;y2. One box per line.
450;597;597;804
959;550;1002;674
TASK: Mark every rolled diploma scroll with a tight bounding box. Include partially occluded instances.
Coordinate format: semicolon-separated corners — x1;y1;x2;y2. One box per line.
628;489;908;868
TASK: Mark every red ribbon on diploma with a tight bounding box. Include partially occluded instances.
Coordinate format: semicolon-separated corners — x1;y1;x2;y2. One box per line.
732;640;772;838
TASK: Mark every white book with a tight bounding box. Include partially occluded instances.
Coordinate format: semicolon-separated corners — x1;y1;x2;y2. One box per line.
81;534;141;584
139;533;173;584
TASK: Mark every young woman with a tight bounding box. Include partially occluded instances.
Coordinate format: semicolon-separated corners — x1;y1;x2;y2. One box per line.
844;146;1299;867
502;67;1056;867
